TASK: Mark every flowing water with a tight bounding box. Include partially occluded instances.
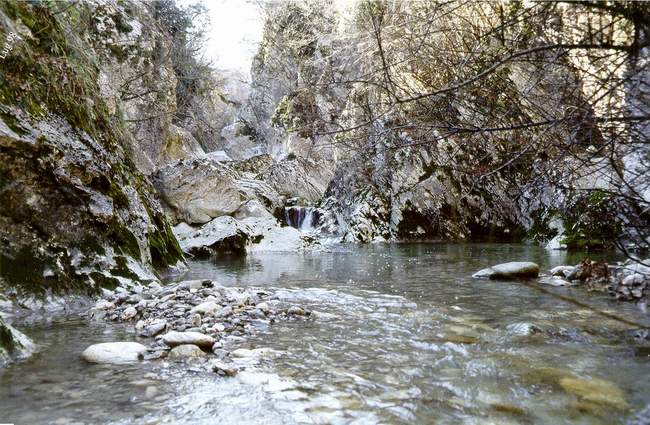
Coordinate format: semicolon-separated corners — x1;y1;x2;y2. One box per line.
2;244;650;424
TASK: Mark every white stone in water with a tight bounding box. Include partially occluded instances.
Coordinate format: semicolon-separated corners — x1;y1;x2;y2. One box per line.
472;262;539;279
81;342;146;364
538;276;570;287
190;301;220;315
230;347;277;358
162;331;215;350
550;265;574;277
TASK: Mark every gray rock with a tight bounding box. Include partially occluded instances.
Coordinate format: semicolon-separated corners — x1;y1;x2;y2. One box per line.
81;342;147;364
168;344;206;359
162;331;215;350
472;262;539;279
190;301;220;315
139;319;167;337
0;317;35;366
287;306;306;316
121;306;138;320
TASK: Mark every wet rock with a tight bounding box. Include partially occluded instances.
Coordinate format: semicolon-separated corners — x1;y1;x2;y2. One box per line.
190;301;220;315
247;309;265;319
622;273;646;286
230;347;276;358
211;360;238;377
490;403;526;415
567;259;609;284
550;266;574;277
94;300;115;310
472;262;539;279
138;319;167;337
215;306;233;318
287;306;306;316
168;344;206;360
538;276;570;287
441;334;479;344
310;310;339;321
81;342;146;364
121;307;138;321
506;322;543;336
0;317;36;366
559;377;628;410
162;331;215;350
521;367;577;387
173;216;253;257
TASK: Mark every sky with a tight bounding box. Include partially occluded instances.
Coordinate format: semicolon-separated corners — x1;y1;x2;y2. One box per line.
199;0;265;75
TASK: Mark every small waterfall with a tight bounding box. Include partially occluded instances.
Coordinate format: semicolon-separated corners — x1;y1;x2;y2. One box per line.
285;206;318;231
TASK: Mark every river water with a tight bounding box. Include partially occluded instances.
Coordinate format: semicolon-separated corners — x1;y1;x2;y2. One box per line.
1;244;649;424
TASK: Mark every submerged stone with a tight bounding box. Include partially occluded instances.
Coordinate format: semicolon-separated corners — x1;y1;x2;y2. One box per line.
559;377;628;410
472;262;539;279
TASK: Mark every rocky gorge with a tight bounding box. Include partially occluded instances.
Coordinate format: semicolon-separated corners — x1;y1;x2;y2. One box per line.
1;0;650;424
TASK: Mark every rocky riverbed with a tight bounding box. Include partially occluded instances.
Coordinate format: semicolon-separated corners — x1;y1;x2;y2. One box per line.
85;278;313;374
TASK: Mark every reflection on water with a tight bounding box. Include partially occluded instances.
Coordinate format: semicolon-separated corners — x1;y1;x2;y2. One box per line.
1;244;649;424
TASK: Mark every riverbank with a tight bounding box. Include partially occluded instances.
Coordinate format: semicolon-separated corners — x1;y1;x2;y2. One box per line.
86;278;313;367
2;244;650;424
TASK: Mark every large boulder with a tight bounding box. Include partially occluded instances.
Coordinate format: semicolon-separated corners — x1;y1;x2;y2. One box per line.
153;159;245;224
173;217;256;257
153;158;283;225
472;262;540;279
173;216;318;257
233;155;333;203
81;342;147;364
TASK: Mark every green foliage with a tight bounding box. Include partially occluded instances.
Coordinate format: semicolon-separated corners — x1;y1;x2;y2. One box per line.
527;208;559;243
561;190;621;250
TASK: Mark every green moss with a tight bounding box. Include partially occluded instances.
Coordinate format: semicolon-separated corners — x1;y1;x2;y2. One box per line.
110;255;139;280
0;111;28;135
0;321;16;355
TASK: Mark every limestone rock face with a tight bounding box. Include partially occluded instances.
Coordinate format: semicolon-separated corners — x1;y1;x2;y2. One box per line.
153;158;283;225
153;159;245;224
0;2;184;298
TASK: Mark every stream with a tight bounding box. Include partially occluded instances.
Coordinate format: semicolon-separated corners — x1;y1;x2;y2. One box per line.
1;243;649;424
